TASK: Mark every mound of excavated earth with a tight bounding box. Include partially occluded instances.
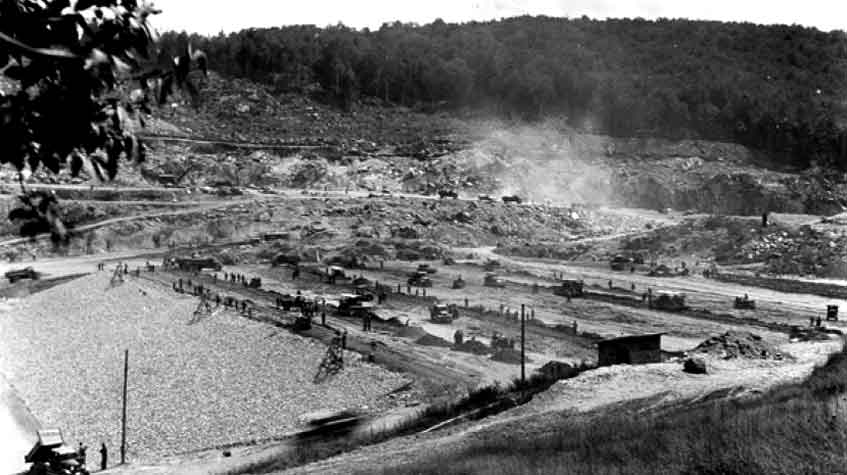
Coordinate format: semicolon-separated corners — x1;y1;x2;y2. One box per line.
0;273;409;459
693;331;783;360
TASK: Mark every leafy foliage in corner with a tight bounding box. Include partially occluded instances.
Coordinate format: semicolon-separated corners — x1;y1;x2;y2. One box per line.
166;17;847;170
0;0;204;241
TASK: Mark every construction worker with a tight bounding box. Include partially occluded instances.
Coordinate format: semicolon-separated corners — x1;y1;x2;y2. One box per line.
77;442;87;466
631;283;636;291
762;212;768;228
608;279;613;289
454;329;464;345
99;443;107;471
341;329;347;349
817;316;823;327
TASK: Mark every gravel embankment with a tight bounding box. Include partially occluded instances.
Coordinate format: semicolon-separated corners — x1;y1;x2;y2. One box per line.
0;273;409;459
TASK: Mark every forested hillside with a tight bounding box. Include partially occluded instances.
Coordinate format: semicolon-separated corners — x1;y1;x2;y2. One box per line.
161;16;847;169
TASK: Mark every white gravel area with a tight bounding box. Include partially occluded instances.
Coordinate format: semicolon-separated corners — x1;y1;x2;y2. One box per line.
0;273;409;459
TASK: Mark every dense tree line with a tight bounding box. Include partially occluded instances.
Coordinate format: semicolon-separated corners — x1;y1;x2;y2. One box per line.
161;16;847;169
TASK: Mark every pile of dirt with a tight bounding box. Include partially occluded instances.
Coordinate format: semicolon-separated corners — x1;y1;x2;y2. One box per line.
491;348;531;365
415;333;452;347
693;331;783;360
452;339;490;355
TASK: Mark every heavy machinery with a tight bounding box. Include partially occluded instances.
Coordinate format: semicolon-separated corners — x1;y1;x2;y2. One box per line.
165;257;222;272
609;255;631;271
408;271;433;287
553;280;584;298
491;331;515;350
501;195;522;204
272;253;300;267
648;293;687;312
477;194;495;202
416;263;437;274
734;295;756;310
483;273;506;288
827;305;839;321
338;293;374;317
326;266;349;283
648;264;689;277
452;275;466;289
430;303;457;323
247;277;262;288
483;259;501;272
438;189;459;199
5;266;40;283
25;429;89;475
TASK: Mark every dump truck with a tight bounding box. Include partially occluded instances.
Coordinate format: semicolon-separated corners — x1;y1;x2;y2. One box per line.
407;271;433;287
648;293;687;312
483;273;506;288
734;295;756;310
553;279;584;298
430;303;456;324
5;266;40;283
25;428;90;475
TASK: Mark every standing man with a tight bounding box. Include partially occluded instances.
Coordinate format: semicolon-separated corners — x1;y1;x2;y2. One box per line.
99;443;107;471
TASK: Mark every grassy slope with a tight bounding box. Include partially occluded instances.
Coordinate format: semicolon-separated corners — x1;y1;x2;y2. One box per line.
372;341;847;475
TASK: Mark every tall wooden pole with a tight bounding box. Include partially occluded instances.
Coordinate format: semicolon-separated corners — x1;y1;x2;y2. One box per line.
121;349;128;465
520;304;526;384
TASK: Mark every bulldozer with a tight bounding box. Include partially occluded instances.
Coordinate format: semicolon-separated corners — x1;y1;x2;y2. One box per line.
734;294;756;310
430;303;457;323
407;271;433;287
452;275;466;289
25;429;89;475
483;273;506;288
649;293;687;312
553;280;584;298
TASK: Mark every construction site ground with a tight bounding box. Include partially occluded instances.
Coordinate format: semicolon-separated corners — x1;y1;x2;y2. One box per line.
4;74;847;473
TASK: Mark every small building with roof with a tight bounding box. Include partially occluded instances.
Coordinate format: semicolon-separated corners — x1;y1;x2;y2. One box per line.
597;333;664;366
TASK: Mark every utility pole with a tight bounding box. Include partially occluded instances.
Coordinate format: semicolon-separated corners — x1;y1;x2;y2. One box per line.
520;304;526;384
121;349;128;465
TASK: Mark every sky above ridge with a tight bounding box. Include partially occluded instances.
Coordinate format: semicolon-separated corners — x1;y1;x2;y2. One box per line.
149;0;847;35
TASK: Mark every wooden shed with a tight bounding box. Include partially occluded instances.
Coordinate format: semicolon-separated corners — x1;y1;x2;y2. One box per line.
597;333;664;366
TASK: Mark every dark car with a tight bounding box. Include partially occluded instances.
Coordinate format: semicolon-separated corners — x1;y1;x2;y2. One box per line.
501;195;522;204
438;189;459;199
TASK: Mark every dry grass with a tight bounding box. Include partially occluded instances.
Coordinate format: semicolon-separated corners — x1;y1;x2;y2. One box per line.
370;342;847;475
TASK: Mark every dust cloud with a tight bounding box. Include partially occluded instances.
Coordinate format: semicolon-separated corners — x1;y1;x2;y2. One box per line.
459;120;618;206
